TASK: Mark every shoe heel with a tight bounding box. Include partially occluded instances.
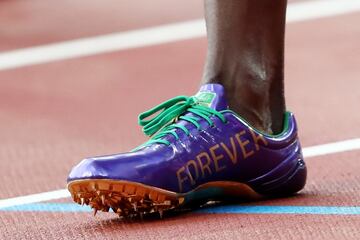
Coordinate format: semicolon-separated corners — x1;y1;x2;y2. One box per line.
256;158;307;196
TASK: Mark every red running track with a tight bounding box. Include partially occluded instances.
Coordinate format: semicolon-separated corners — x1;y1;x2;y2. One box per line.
0;1;359;239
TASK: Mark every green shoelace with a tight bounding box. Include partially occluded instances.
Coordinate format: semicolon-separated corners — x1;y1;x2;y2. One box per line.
138;95;227;146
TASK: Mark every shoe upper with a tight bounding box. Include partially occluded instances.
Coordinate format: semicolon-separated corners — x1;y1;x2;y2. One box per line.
67;84;303;193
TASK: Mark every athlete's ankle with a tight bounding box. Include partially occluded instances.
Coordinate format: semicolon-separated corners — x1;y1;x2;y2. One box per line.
202;76;285;135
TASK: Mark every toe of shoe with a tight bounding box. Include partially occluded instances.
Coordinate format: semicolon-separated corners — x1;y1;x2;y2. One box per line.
67;153;144;183
67;157;108;182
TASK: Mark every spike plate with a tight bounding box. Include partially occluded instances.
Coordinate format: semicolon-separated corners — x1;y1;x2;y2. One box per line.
68;179;261;219
68;179;182;218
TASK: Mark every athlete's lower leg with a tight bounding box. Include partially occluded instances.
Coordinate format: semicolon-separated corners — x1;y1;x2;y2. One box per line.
202;0;287;134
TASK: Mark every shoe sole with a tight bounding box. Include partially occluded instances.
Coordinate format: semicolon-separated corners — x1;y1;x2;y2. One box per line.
67;158;306;218
67;179;263;218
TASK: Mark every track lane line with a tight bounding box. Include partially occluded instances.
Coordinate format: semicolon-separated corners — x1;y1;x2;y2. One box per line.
302;138;360;158
199;205;360;215
0;137;359;209
0;190;70;209
1;0;360;71
2;203;360;215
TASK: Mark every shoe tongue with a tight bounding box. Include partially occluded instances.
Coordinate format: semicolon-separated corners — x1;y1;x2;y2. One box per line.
194;83;228;111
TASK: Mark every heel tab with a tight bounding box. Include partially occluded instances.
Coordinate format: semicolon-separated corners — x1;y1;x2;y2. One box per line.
284;111;299;133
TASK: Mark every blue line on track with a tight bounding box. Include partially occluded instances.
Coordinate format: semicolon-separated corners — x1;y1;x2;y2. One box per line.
1;203;360;215
197;205;360;215
1;203;91;212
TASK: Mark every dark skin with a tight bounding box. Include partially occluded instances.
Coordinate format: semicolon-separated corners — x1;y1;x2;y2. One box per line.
202;0;287;134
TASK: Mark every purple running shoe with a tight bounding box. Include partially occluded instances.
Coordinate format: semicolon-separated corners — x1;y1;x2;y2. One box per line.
67;83;306;217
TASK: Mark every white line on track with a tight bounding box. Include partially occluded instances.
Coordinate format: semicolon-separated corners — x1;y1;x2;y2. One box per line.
0;138;359;209
1;0;360;71
303;138;360;158
0;190;70;210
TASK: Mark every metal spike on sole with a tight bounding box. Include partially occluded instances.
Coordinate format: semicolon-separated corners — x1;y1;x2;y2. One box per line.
158;209;163;219
132;202;137;211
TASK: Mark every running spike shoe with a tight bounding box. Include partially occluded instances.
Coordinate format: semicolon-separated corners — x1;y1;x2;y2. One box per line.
67;84;306;218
